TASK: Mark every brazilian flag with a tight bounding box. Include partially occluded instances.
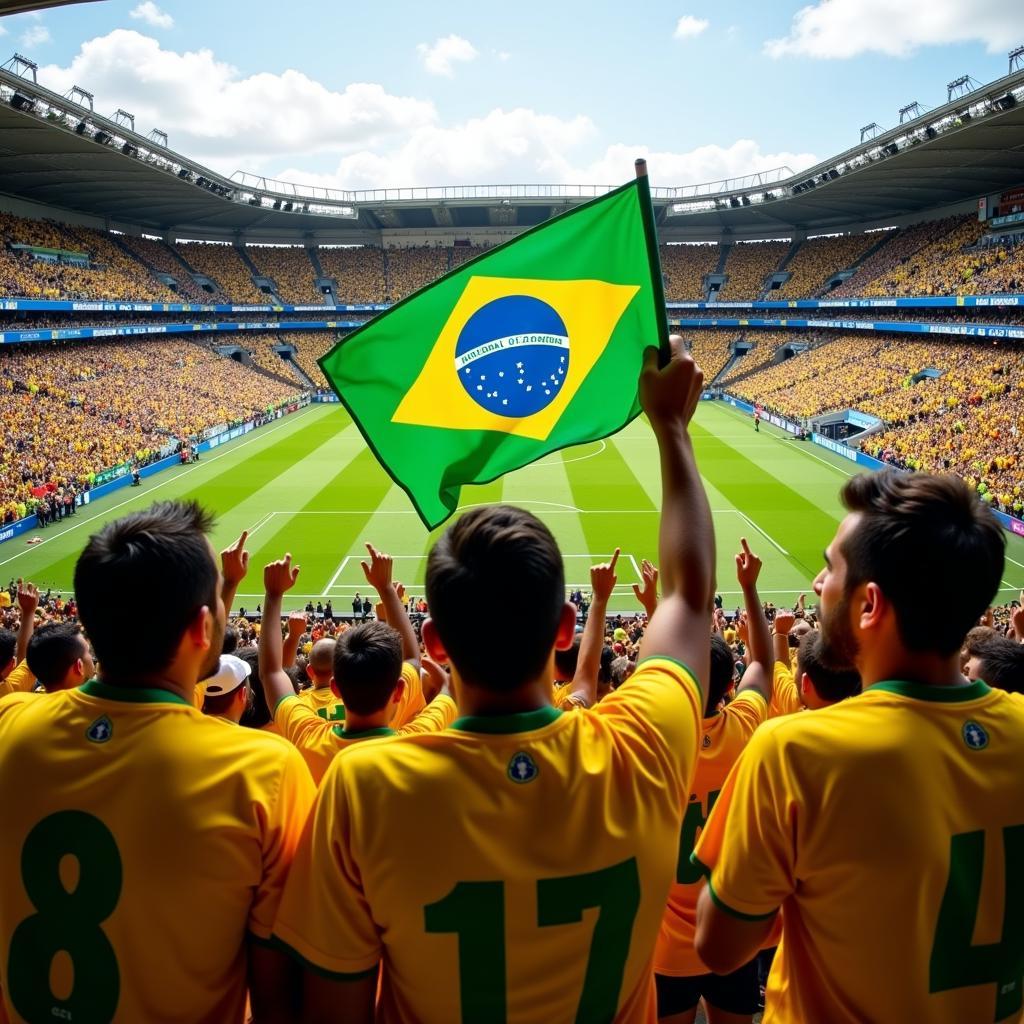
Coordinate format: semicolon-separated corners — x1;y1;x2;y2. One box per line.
318;170;668;528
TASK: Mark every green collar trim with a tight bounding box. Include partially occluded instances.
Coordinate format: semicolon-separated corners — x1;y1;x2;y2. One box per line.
80;679;191;707
273;693;297;715
333;726;396;740
451;705;562;734
870;679;991;703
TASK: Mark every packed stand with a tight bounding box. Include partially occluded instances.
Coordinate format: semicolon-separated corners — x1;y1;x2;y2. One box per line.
0;337;1021;1024
0;212;176;302
174;242;266;303
317;246;388;303
661;243;720;301
772;232;881;298
246;246;321;304
717;330;791;385
0;336;303;519
717;240;789;300
385;245;450;300
683;330;737;381
285;330;338;387
118;235;213;302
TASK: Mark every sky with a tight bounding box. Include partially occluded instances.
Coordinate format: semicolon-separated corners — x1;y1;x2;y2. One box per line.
3;0;1024;191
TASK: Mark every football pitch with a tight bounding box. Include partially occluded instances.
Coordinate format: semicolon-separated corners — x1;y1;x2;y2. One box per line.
6;401;1024;612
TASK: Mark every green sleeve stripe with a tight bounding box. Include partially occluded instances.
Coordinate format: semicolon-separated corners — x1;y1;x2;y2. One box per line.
273;693;297;716
689;852;712;879
268;934;380;982
636;655;703;703
706;878;778;922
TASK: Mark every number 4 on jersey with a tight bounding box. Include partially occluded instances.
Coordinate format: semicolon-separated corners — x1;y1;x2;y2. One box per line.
929;825;1024;1022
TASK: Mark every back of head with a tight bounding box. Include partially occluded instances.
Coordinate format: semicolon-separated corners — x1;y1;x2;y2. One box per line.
0;628;15;673
333;621;403;715
554;639;580;682
426;505;565;691
308;638;336;683
221;625;238;655
707;634;735;715
966;633;1024;694
26;622;88;691
74;500;220;680
235;646;274;728
797;631;861;704
840;471;1004;657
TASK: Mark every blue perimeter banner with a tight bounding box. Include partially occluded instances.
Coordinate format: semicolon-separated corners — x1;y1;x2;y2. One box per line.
0;320;367;345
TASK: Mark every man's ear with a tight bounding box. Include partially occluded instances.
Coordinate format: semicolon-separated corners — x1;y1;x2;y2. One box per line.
554;603;578;651
0;656;14;680
391;677;406;705
421;619;448;664
188;605;214;654
329;676;340;699
859;583;886;633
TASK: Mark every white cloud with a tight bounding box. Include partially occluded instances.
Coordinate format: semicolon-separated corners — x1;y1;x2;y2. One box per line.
20;24;50;48
38;30;437;167
674;15;709;40
417;34;479;77
130;2;174;29
765;0;1024;58
274;123;818;193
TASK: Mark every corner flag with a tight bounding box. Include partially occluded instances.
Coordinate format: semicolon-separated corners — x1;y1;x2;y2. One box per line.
319;172;668;528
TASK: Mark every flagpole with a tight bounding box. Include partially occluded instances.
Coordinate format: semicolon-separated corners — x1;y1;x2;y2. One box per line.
634;159;672;366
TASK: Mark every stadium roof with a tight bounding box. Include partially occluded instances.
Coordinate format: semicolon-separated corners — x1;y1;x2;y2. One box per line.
0;59;1022;242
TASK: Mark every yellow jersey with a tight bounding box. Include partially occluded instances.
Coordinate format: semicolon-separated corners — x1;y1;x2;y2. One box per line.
654;689;767;976
0;660;36;699
0;679;316;1024
273;657;703;1024
297;684;345;724
693;679;1024;1024
274;693;459;784
768;660;801;718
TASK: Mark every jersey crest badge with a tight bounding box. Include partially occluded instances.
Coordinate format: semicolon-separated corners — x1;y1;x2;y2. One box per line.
86;715;113;744
702;734;712;749
962;720;988;750
507;751;539;784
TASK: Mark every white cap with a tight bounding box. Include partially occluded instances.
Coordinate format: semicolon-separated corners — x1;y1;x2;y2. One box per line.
203;655;251;697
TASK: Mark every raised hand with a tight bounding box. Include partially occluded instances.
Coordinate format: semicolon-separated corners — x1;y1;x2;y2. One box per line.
590;548;620;604
264;554;300;598
773;610;796;636
360;542;394;594
631;559;659;617
287;611;308;637
1011;595;1024;642
735;612;750;647
221;530;250;585
421;654;450;703
395;581;406;601
734;537;762;589
640;335;705;432
16;581;39;617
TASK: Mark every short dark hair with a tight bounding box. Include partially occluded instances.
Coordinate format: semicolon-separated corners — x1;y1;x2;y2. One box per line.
966;633;1024;694
74;501;219;679
840;472;1005;656
202;685;247;717
554;639;580;681
0;628;15;668
796;631;861;703
333;621;403;715
707;634;735;715
26;623;87;689
221;625;238;655
426;505;565;691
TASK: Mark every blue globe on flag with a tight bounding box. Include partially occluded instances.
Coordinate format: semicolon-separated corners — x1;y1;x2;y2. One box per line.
454;295;569;418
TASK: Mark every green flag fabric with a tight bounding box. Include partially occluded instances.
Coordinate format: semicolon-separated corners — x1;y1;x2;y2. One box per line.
318;176;668;529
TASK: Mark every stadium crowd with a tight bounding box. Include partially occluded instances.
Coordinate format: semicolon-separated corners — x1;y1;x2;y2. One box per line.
0;336;304;522
0;340;1021;1024
661;243;719;301
717;241;791;301
246;246;322;304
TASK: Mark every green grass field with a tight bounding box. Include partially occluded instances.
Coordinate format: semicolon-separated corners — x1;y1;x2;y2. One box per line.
6;400;1024;612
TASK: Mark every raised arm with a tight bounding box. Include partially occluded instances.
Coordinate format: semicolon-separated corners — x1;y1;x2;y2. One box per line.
259;555;302;711
638;337;715;687
282;611;307;669
631;558;659;619
220;530;250;617
361;543;420;670
772;610;796;670
567;549;619;707
15;582;39;665
734;538;773;703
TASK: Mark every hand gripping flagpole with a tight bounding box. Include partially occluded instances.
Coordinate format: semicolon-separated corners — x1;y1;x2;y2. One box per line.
634;158;672;367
